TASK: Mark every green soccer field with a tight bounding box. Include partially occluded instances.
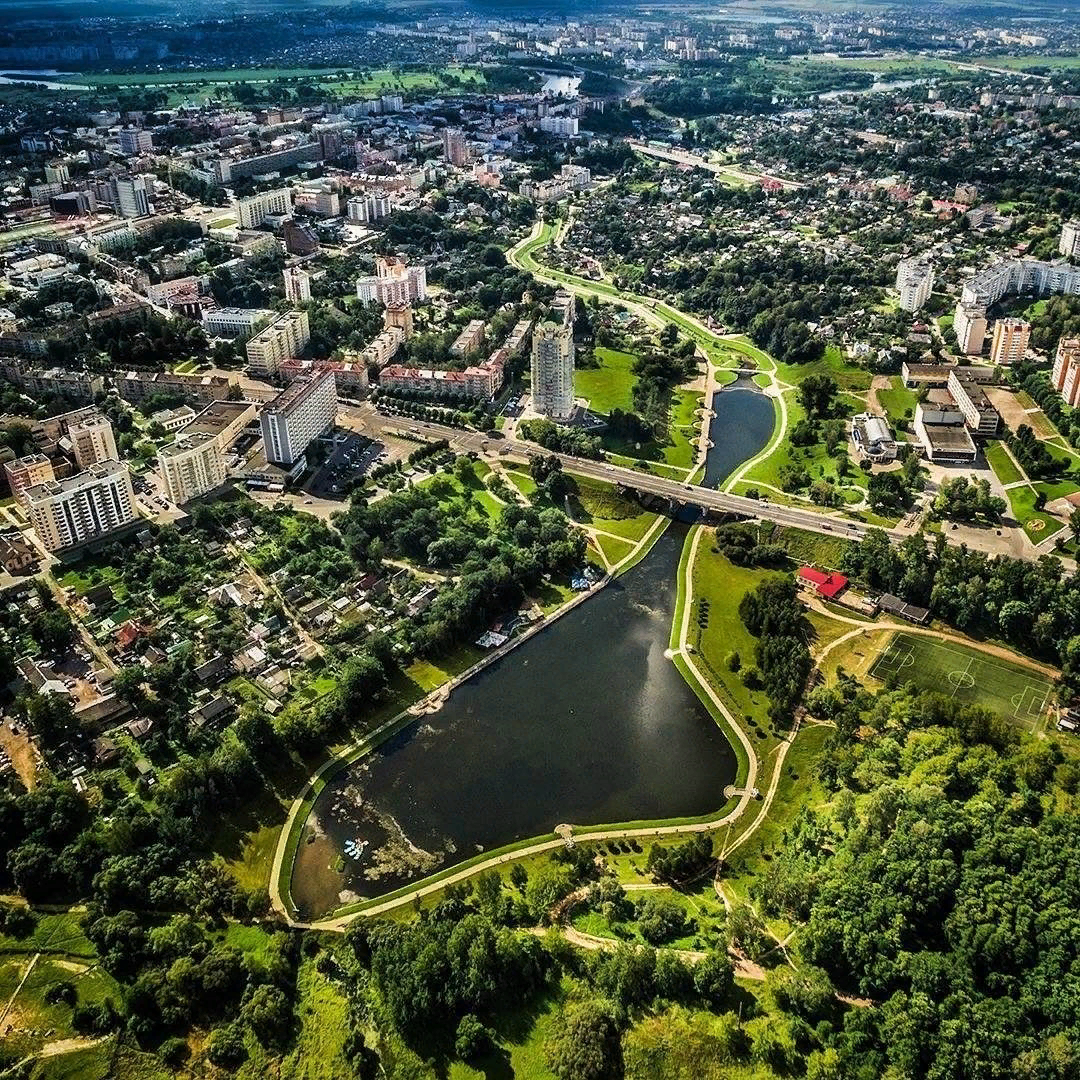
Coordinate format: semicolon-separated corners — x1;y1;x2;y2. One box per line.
868;631;1054;730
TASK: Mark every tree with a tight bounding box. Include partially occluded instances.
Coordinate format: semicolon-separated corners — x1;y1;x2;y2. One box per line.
25;691;78;747
796;375;838;420
545;999;622;1080
243;984;292;1047
693;949;734;1007
1070;506;1080;545
455;1013;493;1060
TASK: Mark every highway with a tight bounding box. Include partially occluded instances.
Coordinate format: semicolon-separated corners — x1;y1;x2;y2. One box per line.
340;406;885;545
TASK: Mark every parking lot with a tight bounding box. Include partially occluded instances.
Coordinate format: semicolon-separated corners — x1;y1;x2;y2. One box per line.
307;430;383;497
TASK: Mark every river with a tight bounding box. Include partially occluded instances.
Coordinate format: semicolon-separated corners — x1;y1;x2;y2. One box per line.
289;376;776;919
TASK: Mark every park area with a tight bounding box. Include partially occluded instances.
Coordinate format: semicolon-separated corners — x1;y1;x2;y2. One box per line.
868;632;1055;731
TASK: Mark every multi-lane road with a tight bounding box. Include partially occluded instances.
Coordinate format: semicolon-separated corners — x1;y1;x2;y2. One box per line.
341;405;883;545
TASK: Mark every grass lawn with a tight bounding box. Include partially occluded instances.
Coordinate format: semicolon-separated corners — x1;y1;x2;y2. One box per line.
505;470;538;499
405;643;487;693
565;474;660;541
735;391;871;505
758;522;854;568
575;346;637;413
877;377;919;430
985;441;1025;486
688;545;781;733
1006;484;1066;542
590;532;636;567
868;632;1055;732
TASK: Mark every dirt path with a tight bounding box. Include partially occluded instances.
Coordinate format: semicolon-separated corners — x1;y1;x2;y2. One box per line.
0;952;39;1035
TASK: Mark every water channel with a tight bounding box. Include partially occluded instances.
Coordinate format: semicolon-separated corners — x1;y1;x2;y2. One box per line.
290;376;776;919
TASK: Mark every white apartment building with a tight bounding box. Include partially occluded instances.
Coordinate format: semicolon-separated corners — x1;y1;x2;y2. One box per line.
114;174;150;218
356;256;427;306
118;128;153;155
1052;338;1080;407
260;371;337;469
990;318;1031;366
894;257;934;312
160;432;226;505
159;400;258;504
233;187;292;230
204;307;273;338
361;327;404;368
953;302;987;356
67;414;118;468
245;309;311;378
4;454;54;506
151;405;197;433
539;115;579;137
346;193;392;223
284;267;312;303
1060;220;1080;261
531;292;576;420
24;460;136;552
961;259;1080;307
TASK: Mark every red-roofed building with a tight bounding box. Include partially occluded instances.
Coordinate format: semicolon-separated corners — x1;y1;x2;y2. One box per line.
796;567;848;600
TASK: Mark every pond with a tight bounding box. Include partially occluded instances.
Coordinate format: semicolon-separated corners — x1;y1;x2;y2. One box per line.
289;380;777;919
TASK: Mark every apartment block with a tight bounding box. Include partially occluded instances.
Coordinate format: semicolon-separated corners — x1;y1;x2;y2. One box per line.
24;460;136;552
159;401;257;505
384;301;413;338
67;413;118;468
1052;338;1080;407
4;454;55;506
450;319;486;358
990;318;1031;366
1061;220;1080;261
118;128;153;155
347;193;392;223
953;302;987;356
233;187;292;230
894;257;934;312
284;267;312;303
245;310;311;379
531;292;576;420
380;352;504;401
442;128;468;166
260;371;337;469
539;114;579;137
356;256;427;306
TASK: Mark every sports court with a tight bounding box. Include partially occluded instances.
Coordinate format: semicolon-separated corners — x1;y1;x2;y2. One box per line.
869;631;1054;730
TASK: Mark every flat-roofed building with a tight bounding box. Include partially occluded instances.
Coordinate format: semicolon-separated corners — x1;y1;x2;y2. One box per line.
1061;220;1080;261
990;318;1031;366
954;302;987;356
450;319;486;358
947;369;1001;436
895;257;934;312
284;267;311;303
260;371;336;469
245;310;311;379
1052;338;1080;407
151;405;197;433
356;256;427;306
4;454;54;506
160;432;226;505
914;402;978;463
67;413;118;468
158;401;256;504
233;187;292;229
531;293;575;420
204;307;273;338
24;460;136;551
